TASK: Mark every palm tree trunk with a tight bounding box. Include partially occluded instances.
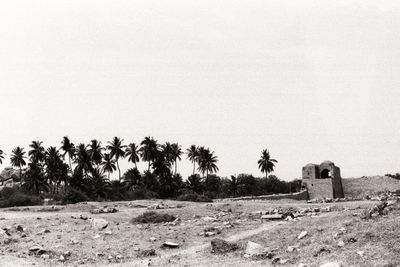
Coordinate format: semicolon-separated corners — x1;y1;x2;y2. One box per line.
134;161;137;169
175;161;177;175
117;160;121;182
148;161;150;171
193;161;195;175
108;171;110;180
68;156;72;172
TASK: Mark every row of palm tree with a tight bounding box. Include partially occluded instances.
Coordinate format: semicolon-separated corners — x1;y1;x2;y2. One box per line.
0;136;222;183
0;137;278;198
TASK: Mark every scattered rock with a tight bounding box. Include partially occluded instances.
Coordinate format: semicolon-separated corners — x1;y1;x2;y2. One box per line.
93;234;101;239
357;251;364;257
337;240;345;247
161;241;179;248
297;264;310;267
92;218;109;231
261;214;283;221
297;231;308;240
29;246;47;255
150;237;157;242
90;207;118;214
320;262;342;267
244;241;272;258
287;245;300;252
41;254;50;260
210;238;239;254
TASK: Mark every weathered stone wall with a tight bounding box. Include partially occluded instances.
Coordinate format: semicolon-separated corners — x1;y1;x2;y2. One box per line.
220;190;309;201
304;179;334;199
302;161;344;199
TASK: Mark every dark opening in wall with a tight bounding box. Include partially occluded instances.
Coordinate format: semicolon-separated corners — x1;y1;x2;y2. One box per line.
321;169;331;178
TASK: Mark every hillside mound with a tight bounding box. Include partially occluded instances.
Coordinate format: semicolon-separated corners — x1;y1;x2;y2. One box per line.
342;176;400;199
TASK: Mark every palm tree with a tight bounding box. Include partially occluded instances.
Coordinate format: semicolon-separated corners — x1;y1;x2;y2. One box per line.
161;142;174;165
10;147;27;180
171;143;182;175
45;146;68;194
125;143;140;168
23;162;48;195
197;148;219;179
88;139;104;166
28;140;45;163
140;136;159;171
186;145;199;175
107;137;126;182
101;153;116;180
61;136;76;171
89;167;110;200
123;167;142;190
0;149;4;165
258;149;278;179
74;143;93;178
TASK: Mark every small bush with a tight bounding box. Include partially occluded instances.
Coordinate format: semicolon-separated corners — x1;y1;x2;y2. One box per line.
0;187;18;199
177;192;212;202
131;211;176;224
62;188;91;204
0;192;43;208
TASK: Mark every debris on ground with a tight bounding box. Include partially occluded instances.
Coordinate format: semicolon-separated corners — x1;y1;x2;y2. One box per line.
132;211;176;224
297;231;308;240
244;241;273;259
161;241;180;248
261;214;283;222
91;218;109;231
210;238;239;254
320;262;342;267
90;207;118;214
201;227;222;237
287;245;300;252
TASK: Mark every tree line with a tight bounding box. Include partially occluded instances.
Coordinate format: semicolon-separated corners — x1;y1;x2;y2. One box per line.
0;136;299;204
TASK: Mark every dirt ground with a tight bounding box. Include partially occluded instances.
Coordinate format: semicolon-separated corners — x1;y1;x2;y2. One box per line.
0;199;396;267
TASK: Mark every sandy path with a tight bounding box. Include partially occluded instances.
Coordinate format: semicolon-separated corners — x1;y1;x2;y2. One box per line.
101;220;285;267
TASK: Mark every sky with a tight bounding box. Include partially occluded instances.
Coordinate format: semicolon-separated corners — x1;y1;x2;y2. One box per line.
1;0;400;180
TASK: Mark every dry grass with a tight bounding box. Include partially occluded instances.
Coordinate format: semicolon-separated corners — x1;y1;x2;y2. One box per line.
342;176;400;199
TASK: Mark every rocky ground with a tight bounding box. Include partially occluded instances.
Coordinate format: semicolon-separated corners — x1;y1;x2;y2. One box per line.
0;198;398;267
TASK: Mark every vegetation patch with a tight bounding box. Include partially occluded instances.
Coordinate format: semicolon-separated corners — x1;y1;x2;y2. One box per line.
210;238;239;254
177;192;212;202
0;192;42;208
131;211;176;224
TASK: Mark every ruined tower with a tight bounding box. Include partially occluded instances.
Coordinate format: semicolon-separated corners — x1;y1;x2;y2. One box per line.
302;161;344;199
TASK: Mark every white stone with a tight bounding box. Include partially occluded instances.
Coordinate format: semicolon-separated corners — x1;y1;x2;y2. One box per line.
297;231;308;240
92;219;109;231
244;241;268;257
320;262;342;267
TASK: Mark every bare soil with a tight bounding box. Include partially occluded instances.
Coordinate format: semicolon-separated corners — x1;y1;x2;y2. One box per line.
0;199;395;267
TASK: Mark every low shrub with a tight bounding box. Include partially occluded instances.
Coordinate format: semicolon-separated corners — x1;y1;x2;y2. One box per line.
177;192;212;202
62;188;91;204
0;187;18;199
131;211;176;224
0;192;42;208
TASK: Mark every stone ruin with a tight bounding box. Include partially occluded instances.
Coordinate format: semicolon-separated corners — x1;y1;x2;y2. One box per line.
302;161;344;199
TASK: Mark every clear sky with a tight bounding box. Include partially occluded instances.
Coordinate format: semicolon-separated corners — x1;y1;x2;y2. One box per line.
1;0;400;180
